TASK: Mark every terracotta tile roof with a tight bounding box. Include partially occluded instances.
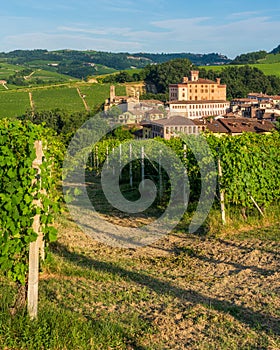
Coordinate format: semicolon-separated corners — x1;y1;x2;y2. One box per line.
141;121;153;127
168;100;228;105
140;99;164;104
145;108;164;115
247;93;271;99
150;116;197;126
219;118;275;133
188;78;220;84
231;98;258;103
224;112;238;117
170;78;222;86
206;120;229;133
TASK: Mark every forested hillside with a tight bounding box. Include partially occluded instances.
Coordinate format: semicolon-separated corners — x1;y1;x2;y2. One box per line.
143;58;280;99
0;49;231;79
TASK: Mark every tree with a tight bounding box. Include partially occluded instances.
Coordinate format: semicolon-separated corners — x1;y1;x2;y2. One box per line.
143;58;193;94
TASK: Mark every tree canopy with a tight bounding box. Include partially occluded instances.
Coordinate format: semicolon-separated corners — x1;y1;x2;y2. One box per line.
143;58;193;94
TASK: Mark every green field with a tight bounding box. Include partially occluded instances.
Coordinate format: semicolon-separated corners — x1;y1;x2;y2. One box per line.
257;53;280;64
0;83;127;117
0;62;25;80
79;83;126;110
30;69;77;82
202;62;280;76
32;87;84;113
0;60;78;89
0;90;30;118
251;62;280;76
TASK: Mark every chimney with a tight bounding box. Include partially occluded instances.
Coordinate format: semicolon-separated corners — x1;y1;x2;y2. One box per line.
190;70;199;82
182;76;189;83
216;78;221;85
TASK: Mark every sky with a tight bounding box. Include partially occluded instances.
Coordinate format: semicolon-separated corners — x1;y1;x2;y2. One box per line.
1;0;280;58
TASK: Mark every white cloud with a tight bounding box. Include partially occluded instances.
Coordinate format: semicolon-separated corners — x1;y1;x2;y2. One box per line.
2;33;142;52
230;11;260;18
2;14;280;57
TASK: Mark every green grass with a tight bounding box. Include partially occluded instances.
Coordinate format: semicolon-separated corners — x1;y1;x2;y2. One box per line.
79;83;126;110
0;82;127;117
0;280;153;350
32;87;84;113
0;62;26;80
202;62;280;76
0;205;279;349
257;53;280;64
94;64;118;75
0;90;30;118
251;62;280;76
30;69;78;82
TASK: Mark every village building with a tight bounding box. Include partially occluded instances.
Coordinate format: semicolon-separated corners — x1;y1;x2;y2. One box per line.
196;118;276;136
139;116;206;140
168;100;230;119
104;85;139;112
137;116;276;140
168;71;230;118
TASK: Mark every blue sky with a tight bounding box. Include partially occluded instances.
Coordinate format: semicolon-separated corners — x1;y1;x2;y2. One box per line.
1;0;280;57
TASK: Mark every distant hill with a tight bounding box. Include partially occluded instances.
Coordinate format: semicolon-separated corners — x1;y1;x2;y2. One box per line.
270;44;280;54
0;49;231;79
231;45;280;65
231;50;268;64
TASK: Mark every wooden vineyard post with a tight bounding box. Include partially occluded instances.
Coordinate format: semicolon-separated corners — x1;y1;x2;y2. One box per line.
158;149;163;201
27;140;43;319
217;157;226;225
119;143;122;181
141;146;145;189
129;143;133;188
183;144;188;206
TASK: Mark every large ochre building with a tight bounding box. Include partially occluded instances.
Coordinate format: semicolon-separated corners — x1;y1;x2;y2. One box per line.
168;70;230;118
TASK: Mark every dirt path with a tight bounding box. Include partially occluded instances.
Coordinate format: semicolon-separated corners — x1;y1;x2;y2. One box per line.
29;92;35;114
24;70;36;80
77;87;90;111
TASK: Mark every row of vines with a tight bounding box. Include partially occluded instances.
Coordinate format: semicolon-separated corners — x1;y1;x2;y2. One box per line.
88;131;280;213
0;119;63;289
1;120;279;294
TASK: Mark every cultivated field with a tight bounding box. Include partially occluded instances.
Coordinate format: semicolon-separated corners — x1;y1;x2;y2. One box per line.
0;83;127;118
202;62;280;77
0;62;25;80
32;87;84;113
0;90;30;118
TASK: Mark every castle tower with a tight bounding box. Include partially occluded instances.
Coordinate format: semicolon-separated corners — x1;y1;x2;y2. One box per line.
110;85;115;102
190;70;199;82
